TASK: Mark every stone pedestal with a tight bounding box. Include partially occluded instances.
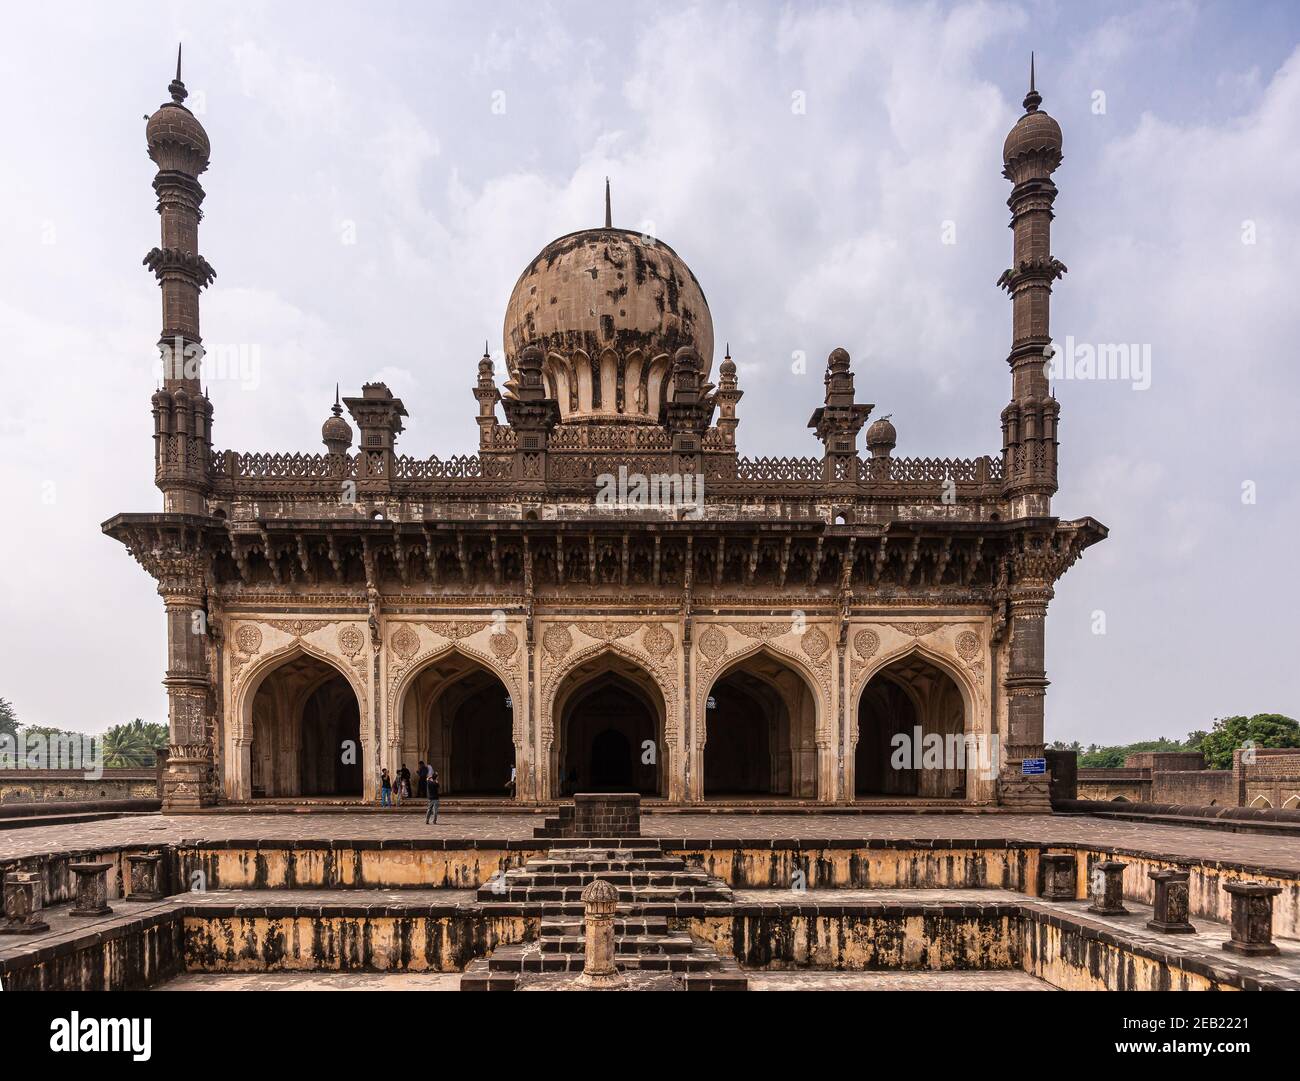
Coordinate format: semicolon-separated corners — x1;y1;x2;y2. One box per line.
1039;853;1077;900
0;871;50;935
1087;860;1128;915
573;793;640;837
576;878;625;989
126;852;165;901
68;862;114;917
1222;881;1282;956
1146;870;1194;933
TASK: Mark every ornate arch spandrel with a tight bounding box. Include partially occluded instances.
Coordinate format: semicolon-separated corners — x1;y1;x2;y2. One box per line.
850;636;982;742
387;626;525;748
232;633;368;745
539;625;679;752
693;624;831;748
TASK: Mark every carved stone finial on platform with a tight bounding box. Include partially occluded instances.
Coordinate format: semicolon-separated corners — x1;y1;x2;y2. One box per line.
577;878;625;988
1222;881;1282;956
1;871;50;935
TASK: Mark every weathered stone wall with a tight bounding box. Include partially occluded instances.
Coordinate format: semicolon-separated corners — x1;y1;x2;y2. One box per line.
0;769;159;804
1076;768;1151;802
184;911;534;972
1151;769;1234;806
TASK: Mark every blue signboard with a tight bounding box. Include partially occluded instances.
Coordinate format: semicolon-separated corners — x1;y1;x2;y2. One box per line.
1022;757;1047;776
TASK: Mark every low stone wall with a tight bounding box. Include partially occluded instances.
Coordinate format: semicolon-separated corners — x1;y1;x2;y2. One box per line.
184;909;534;973
1152;769;1235;805
0;769;159;805
0;909;183;992
695;905;1022;970
1076;769;1151;803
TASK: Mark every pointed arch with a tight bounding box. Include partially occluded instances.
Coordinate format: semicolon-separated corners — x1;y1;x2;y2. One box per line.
853;640;975;801
392;642;520;796
236;642;364;799
545;641;670;798
698;642;823;799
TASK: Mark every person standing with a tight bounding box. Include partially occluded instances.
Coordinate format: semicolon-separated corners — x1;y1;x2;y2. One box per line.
425;770;440;824
380;767;392;808
505;763;517;798
416;759;428;799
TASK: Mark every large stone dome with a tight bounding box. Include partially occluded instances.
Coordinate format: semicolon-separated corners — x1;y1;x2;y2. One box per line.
502;227;713;423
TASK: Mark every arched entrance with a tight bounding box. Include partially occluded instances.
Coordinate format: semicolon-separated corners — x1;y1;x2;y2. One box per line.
400;652;515;797
553;654;665;796
856;651;967;799
702;651;818;798
249;654;362;797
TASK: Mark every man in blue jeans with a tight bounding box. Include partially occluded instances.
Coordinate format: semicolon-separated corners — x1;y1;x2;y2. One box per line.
425;770;440;824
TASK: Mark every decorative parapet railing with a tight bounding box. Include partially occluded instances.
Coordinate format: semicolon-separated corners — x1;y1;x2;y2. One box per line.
209;447;1004;501
549;425;673;451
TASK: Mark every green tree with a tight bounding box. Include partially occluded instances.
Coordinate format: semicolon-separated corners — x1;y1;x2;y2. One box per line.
1199;714;1300;770
102;719;166;768
0;696;17;739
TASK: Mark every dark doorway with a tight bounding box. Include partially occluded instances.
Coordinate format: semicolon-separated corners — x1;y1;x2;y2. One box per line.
703;677;776;795
447;672;514;794
562;678;658;794
855;678;919;797
591;728;633;789
300;674;362;796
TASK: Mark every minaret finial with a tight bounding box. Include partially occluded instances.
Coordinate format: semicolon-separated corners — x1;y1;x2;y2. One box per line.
484;339;490;357
1023;52;1041;112
604;176;612;228
332;383;342;416
168;42;188;105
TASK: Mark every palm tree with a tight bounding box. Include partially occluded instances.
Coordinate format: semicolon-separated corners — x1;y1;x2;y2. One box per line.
102;719;166;767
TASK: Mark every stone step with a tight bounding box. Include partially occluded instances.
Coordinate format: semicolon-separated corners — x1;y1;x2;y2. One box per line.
496;871;711;888
526;858;683;873
540;849;669;864
475;884;732;903
539;917;669;937
539;933;696;955
484;949;726;975
459;957;517;991
547;837;651;849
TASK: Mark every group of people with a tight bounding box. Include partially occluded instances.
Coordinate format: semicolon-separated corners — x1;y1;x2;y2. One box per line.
378;762;441;823
377;763;517;821
376;762;518;824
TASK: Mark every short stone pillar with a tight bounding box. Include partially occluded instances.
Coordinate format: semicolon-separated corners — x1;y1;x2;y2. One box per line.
0;871;50;935
1222;881;1282;956
126;851;164;901
68;862;114;917
1087;860;1128;915
576;878;625;989
1147;870;1195;934
1039;853;1077;900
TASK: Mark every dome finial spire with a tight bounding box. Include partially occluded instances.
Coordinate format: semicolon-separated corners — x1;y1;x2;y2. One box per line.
604;176;612;228
1023;51;1041;112
332;383;342;417
169;42;188;105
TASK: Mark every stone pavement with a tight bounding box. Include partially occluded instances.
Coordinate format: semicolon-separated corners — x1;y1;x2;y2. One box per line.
2;811;1297;875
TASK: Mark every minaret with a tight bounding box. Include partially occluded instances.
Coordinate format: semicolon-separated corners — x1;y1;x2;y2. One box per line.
998;55;1065;519
473;342;502;449
712;344;743;448
145;44;216;515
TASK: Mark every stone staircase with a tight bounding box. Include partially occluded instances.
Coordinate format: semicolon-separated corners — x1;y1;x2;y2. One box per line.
460;838;747;990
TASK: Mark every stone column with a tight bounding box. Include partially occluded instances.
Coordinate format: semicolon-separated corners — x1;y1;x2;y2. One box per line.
577;878;624;989
0;871;49;935
68;863;113;917
1222;881;1282;956
1039;853;1077;901
1147;870;1195;933
999;584;1052;811
1087;860;1128;915
127;852;165;901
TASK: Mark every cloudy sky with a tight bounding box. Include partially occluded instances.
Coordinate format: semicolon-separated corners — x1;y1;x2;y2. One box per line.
1;0;1297;745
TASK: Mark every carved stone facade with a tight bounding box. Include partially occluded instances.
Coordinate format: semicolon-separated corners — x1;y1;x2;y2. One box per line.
105;58;1104;810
